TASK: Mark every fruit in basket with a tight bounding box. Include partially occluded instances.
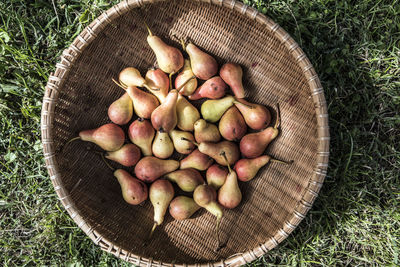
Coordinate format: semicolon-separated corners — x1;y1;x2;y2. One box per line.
125;86;159;119
165;168;204;192
201;95;235;123
176;95;200;131
114;169;148;205
107;92;133;125
135;157;179;183
206;164;228;190
219;106;247;141
128;118;155;156
169;130;195;154
220;62;245;98
240;106;280;158
194;119;221;143
66;123;125;152
151;89;178;133
235;99;271;130
218;152;242;209
119;67;147;88
149;179;174;237
188;76;227;100
180;149;214;171
152;131;174;159
145;68;170;103
105;143;141;167
175;59;197;96
169;196;201;220
186;43;218;80
145;24;184;85
193;184;223;246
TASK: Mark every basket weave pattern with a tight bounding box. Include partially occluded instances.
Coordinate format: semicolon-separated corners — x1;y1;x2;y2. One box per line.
41;0;329;266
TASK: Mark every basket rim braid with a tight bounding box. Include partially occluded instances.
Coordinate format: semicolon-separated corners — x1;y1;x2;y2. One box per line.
41;0;329;266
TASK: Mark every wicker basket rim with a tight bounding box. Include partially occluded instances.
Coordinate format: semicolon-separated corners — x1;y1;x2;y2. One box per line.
40;0;330;266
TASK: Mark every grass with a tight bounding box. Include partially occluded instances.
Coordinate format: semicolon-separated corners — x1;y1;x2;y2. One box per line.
0;0;399;266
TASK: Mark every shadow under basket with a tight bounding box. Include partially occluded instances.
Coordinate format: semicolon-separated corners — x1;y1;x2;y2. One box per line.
41;0;329;266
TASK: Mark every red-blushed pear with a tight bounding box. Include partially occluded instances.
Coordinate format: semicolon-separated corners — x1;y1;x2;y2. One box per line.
234;99;271;130
145;68;169;103
114;169;148;205
175;59;197;96
149;179;174;238
193;119;221;143
217;152;242;209
108;92;133;125
105;143;141;167
125;86;159;119
165;168;204;192
220;62;245;98
169;130;196;154
169;196;200;220
218;106;247;141
128;118;155;156
206;164;228;190
180;149;214;171
186;42;218;80
188;76;227;100
239;106;280;158
151;89;178;133
66;123;125;152
152;131;174;159
135;156;179;183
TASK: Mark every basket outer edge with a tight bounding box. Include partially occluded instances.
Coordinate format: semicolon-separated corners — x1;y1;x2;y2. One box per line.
40;0;330;266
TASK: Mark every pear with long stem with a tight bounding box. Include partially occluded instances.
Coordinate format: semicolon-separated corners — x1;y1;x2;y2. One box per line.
218;152;242;209
119;67;156;92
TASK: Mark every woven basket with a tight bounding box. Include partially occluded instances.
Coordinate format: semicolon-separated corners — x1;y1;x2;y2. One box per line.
41;0;329;265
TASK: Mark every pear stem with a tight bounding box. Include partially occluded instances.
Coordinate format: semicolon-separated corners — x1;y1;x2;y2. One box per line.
233;100;253;109
270;158;294;165
180;39;186;51
177;75;196;93
143;83;160;91
181;137;199;146
149;222;157;239
100;153;115;171
220;151;232;173
144;21;152;36
62;136;81;152
169;72;175;90
112;78;127;90
274;103;281;129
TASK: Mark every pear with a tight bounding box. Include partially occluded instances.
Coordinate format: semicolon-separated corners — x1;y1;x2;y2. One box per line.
193;119;221;143
206;164;228;190
186;43;218;80
193;184;223;246
152;131;174;159
108;92;133;125
149;179;174;237
219;63;245;98
66;123;125;152
119;67;146;88
135;156;179;183
125;86;159;119
188;76;227;100
169;130;196;154
145;68;170;103
165;168;204;192
175;59;197;96
182;139;240;166
151;89;178;132
114;169;148;205
235;155;291;181
218;106;247;141
239;109;280;158
235;99;271;130
176;95;200;131
128;118;155;156
145;24;184;84
217;152;242;209
169;196;201;220
105;143;141;167
180;149;214;171
201;95;236;123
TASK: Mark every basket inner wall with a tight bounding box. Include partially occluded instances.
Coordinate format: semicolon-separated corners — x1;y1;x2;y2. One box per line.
52;0;318;263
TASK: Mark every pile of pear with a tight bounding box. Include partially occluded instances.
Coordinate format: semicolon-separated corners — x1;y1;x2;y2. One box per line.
66;24;289;246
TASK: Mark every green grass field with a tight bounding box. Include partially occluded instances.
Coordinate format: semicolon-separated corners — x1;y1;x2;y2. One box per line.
1;0;399;266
